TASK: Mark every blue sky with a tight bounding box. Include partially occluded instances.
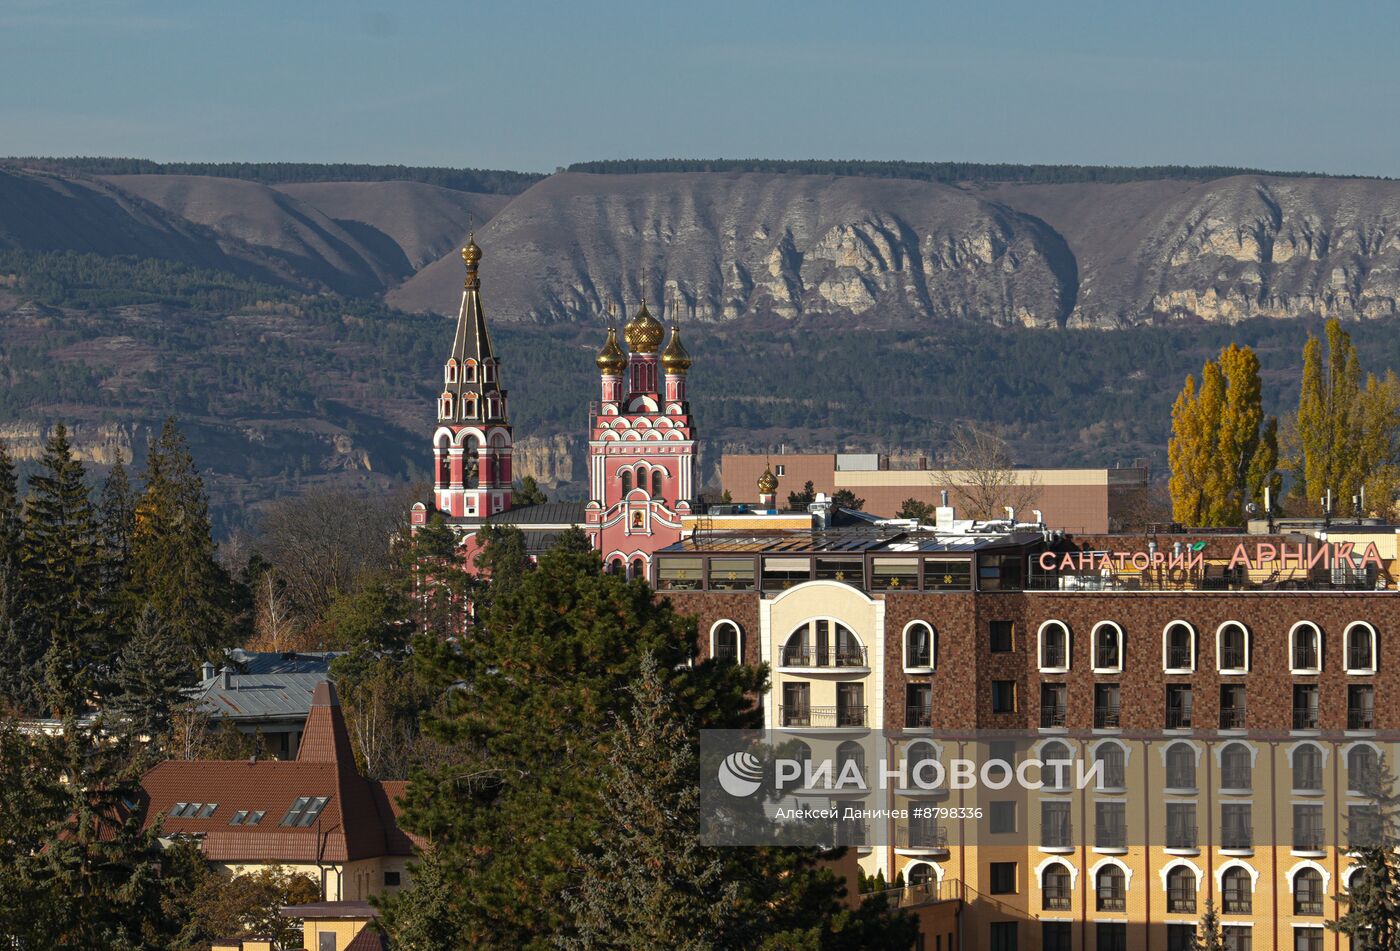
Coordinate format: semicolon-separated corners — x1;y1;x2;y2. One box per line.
4;0;1396;176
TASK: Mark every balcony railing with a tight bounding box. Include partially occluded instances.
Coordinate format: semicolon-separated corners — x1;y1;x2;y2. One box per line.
1220;646;1247;670
1349;706;1376;730
1166;769;1196;790
833;821;870;848
1221;824;1253;850
1219;707;1247;730
1165;706;1194;730
1167;892;1196;914
1166;824;1198;850
1348;648;1374;670
1293;765;1324;791
1095;705;1121;729
1221;768;1252;791
1042;890;1072;911
1166;645;1193;669
1041;821;1073;850
906;704;933;728
779;705;867;728
779;645;869;668
1293;827;1325;852
1040;704;1067;729
894;820;949;851
1294;706;1320;730
1096;822;1127;850
1097;895;1126;912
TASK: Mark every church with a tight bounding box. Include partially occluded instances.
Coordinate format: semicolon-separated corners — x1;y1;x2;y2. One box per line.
408;236;699;580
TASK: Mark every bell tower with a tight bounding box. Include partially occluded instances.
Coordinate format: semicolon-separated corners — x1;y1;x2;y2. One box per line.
585;296;696;579
430;235;512;519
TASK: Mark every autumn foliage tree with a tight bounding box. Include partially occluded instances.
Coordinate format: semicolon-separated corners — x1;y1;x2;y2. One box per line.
1168;344;1279;526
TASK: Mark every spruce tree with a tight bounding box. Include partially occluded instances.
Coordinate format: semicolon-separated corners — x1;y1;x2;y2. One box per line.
129;418;230;657
0;442;34;712
1330;757;1400;949
97;459;137;611
787;481;816;511
1192;898;1223;951
110;606;195;761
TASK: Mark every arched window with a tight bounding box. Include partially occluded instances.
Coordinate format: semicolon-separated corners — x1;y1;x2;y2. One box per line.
1292;622;1323;674
1221;743;1253;791
782;619;864;668
1038;620;1070;672
620;470;633;495
608;558;623;575
1095;743;1126;790
464;435;480;489
1294;867;1324;916
1096;865;1126;912
1293;744;1324;792
904;621;935;671
630;558;645;581
1166;743;1196;790
1166;865;1196;913
1349;745;1380;793
1218;622;1250;673
1093;621;1123;672
651;469;664;499
483;362;495;382
463;394;477;418
1042;862;1072;910
1221;867;1252;914
1041;741;1072;790
445;360;457;383
1346;622;1377;674
904;741;939;788
711;621;741;664
836;741;867;789
906;862;935;887
1163;621;1196;673
463;361;477;382
439;394;453;418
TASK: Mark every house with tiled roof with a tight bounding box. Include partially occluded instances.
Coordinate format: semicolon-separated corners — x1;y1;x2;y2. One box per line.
140;681;422;902
192;649;343;759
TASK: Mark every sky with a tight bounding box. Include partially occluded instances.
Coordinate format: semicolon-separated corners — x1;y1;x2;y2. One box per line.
3;0;1398;177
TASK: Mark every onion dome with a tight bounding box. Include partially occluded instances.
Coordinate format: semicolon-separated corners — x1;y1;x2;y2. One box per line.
595;326;626;373
757;467;779;495
624;300;664;354
661;326;692;373
461;234;482;267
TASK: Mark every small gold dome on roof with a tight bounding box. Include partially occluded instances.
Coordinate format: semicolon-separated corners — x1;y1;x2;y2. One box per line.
758;467;779;494
624;300;664;353
461;234;481;267
661;326;691;373
595;326;626;373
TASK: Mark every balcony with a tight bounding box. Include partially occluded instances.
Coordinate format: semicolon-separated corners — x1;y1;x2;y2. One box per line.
779;645;869;670
1166;824;1198;851
1040;704;1067;729
1220;646;1247;671
1165;706;1194;730
779;705;866;729
906;704;933;729
1219;707;1247;730
1041;821;1074;851
1166;646;1193;670
1293;827;1326;854
1096;823;1128;851
1348;706;1375;731
1042;891;1072;911
1221;824;1253;852
1098;895;1126;912
894;820;949;854
1293;706;1320;731
1094;705;1121;730
1167;894;1196;914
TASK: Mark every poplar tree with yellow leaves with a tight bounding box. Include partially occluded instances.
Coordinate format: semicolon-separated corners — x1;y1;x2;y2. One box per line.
1169;344;1280;526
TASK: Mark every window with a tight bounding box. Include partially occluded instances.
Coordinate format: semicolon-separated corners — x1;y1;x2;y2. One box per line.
1219;684;1246;730
1164;621;1195;672
1291;622;1322;673
836;682;865;727
906;862;935;887
835;741;867;789
782;619;864;668
923;558;972;590
991;680;1017;714
1221;743;1252;791
384;871;401;887
775;464;785;476
1042;922;1072;951
814;556;862;585
1095;744;1126;790
1218;622;1250;672
990;801;1016;834
1346;621;1377;673
1293;684;1320;730
978;555;1023;591
463;361;477;382
651;469;663;499
629;557;645;580
656;556;702;591
608;557;623;575
196;802;217;818
906;684;932;728
280;796;331;828
620;470;633;495
1348;744;1380;794
462;394;477;418
989;862;1017;894
1166;865;1196;913
1095;683;1120;729
229;810;249;826
1223;926;1252;951
1095;864;1126;910
1096;802;1127;850
904;622;935;670
1293;803;1324;853
871;558;918;591
1294;927;1322;951
989;922;1018;951
1293;744;1323;792
1041;800;1072;849
439;394;453;418
1221;804;1252;851
1093;622;1123;672
1166;743;1196;790
1165;684;1193;729
1040;683;1067;729
1168;924;1197;951
1042;741;1072;791
711;621;741;663
1166;802;1197;850
1349;804;1383;848
707;556;755;590
1041;862;1071;910
781;682;810;727
1097;922;1127;951
445;360;457;383
1221;867;1252;913
763;557;812;591
990;620;1014;653
1348;684;1375;730
1038;621;1069;672
1292;866;1325;914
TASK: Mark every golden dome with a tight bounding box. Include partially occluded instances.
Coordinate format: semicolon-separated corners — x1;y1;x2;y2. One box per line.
624;300;664;353
461;233;481;267
661;326;691;373
595;326;626;373
757;467;778;495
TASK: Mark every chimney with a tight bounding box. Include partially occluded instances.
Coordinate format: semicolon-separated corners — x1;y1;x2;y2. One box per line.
201;661;215;681
808;492;834;530
220;667;233;690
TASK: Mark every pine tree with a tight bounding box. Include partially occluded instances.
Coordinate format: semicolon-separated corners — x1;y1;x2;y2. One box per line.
831;489;865;511
129;418;231;657
787;481;816;511
20;424;105;717
512;475;548;506
898;498;935;521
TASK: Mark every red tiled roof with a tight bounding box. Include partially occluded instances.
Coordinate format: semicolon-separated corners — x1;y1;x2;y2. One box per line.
345;929;390;951
140;681;419;864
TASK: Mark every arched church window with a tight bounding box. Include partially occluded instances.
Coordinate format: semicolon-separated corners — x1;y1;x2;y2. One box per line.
464;361;477;382
463;395;476;418
445;361;457;383
630;558;645;580
651;469;664;499
621;470;633;495
464;436;480;489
